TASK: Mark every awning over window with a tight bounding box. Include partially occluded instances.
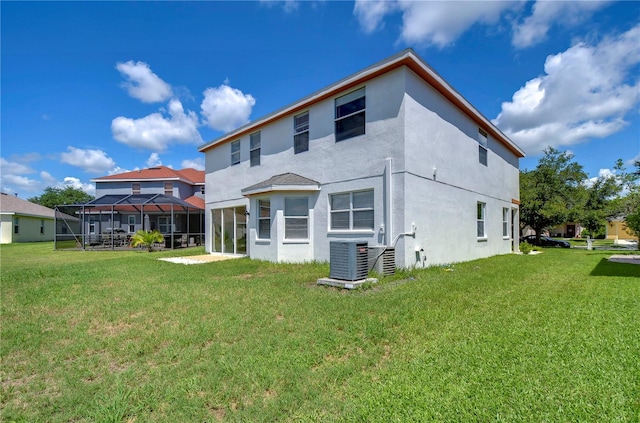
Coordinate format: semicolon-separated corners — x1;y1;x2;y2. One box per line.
241;173;320;197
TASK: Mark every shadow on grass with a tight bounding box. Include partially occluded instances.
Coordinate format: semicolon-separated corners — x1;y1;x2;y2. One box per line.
590;258;640;277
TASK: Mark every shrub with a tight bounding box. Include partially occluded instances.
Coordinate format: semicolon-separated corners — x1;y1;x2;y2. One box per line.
519;241;533;255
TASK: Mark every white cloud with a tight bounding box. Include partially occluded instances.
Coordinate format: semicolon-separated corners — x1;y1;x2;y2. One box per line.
512;1;611;48
60;147;116;174
116;60;173;103
111;99;202;151
146;152;163;168
61;177;96;196
0;174;41;194
259;0;299;13
494;24;640;155
201;83;256;132
181;157;204;170
0;157;34;176
354;0;398;34
40;171;57;187
354;0;520;48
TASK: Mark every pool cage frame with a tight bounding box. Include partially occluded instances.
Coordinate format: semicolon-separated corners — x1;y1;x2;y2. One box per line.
54;194;204;250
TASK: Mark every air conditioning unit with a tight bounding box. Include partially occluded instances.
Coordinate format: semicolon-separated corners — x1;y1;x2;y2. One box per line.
330;241;369;281
368;246;396;276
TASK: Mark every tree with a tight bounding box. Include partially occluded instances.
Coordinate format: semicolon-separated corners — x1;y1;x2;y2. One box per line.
581;159;633;237
619;161;640;250
130;230;164;252
519;147;587;240
29;186;94;215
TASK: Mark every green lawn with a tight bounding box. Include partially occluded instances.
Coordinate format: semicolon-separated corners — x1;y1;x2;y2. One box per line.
1;243;639;422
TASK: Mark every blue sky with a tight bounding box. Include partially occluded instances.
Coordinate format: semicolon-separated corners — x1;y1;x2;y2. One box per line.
2;1;639;199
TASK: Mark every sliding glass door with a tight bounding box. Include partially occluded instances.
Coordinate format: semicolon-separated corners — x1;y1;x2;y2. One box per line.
211;206;247;255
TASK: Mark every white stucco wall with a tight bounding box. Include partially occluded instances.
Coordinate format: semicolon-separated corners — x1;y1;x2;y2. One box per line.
203;65;521;268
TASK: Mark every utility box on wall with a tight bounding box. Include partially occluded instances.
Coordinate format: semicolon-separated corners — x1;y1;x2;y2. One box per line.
329;241;369;281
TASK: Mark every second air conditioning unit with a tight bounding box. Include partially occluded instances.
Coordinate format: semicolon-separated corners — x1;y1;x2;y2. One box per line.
368;246;396;276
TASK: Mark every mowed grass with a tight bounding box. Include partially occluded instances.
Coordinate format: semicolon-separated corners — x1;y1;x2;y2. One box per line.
1;243;639;422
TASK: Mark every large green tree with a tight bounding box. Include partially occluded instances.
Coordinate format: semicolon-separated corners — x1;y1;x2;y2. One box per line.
28;186;94;215
520;147;587;240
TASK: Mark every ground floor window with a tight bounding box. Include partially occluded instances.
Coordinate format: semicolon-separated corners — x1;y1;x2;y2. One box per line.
40;219;45;234
284;197;308;240
158;216;172;233
128;215;136;233
13;217;19;234
503;207;509;238
258;199;270;239
477;202;486;239
330;189;374;230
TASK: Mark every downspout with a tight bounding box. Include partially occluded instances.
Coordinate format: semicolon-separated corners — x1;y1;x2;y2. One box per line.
384;158;393;246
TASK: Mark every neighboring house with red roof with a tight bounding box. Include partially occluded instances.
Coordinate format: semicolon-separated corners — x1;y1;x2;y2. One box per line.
60;166;205;249
0;193;78;244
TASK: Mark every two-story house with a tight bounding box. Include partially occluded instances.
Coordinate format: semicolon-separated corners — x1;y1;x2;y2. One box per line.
198;49;525;268
65;166;205;249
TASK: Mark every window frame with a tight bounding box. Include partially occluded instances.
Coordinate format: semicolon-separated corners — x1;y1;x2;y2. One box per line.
478;129;488;166
257;199;271;240
294;111;309;154
502;207;509;238
335;87;366;142
158;216;173;233
231;140;241;166
40;219;45;235
132;182;141;195
477;202;486;240
13;217;19;234
164;182;173;196
128;215;136;233
329;189;374;232
284;197;309;240
250;131;261;167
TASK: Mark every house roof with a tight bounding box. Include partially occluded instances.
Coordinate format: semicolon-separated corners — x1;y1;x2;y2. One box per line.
241;173;321;197
184;195;205;209
92;166;204;185
198;48;525;158
0;193;77;220
77;194;204;211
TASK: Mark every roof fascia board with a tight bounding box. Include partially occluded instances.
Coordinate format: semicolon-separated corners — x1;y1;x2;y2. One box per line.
198;49;524;158
91;177;186;183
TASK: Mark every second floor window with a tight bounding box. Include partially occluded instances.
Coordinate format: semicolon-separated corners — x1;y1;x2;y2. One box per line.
294;112;309;154
478;129;488;166
250;132;261;167
164;182;173;196
231;140;240;166
335;87;365;142
132;183;141;195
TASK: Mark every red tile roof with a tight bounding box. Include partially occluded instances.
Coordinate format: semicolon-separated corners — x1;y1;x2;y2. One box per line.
92;166;204;184
184;195;205;209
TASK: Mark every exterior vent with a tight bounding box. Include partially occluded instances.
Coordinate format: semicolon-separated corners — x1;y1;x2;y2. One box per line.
368;246;396;276
330;241;369;281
